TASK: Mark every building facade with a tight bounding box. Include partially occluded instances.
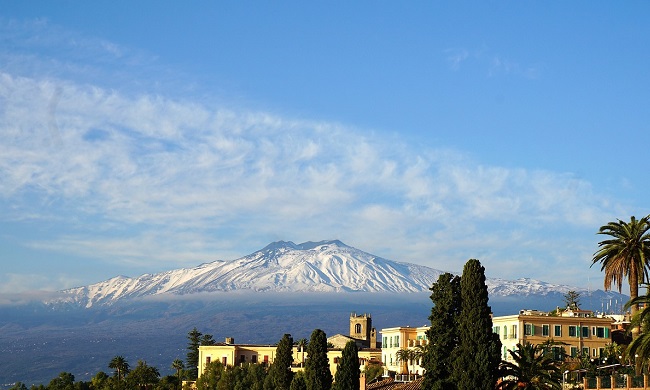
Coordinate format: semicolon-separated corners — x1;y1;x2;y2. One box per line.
380;326;429;376
198;313;382;379
492;309;615;361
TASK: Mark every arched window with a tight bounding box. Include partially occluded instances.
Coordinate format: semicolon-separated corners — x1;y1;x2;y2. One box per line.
355;323;362;333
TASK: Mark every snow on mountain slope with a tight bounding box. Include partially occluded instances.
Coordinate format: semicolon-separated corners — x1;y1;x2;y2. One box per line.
56;240;616;308
59;240;443;307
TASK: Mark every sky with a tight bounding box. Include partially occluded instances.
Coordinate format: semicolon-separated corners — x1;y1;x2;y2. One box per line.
1;1;649;295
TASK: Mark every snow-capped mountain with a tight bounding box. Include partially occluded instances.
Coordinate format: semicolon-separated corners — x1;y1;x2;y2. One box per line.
57;240;617;308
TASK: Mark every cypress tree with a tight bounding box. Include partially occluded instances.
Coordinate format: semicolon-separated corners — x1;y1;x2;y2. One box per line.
333;340;360;390
289;372;307;390
267;334;294;390
305;329;332;390
453;259;502;390
422;272;461;390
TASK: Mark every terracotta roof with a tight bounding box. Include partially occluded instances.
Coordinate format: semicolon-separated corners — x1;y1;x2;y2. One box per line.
366;377;395;389
393;377;423;390
366;377;423;390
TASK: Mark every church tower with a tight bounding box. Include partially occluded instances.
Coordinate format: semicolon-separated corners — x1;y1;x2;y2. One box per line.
349;312;376;348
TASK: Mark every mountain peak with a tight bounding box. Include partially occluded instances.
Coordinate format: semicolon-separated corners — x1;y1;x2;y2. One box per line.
53;240;626;309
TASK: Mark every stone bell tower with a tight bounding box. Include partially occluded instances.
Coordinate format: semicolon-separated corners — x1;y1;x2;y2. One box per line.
349;312;377;348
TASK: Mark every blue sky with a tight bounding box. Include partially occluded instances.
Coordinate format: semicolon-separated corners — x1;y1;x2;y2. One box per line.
1;2;648;294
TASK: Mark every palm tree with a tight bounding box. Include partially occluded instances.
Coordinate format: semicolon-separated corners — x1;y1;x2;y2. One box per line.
625;292;650;364
412;344;426;375
171;358;185;388
296;338;308;367
496;342;562;390
109;355;130;389
395;348;411;375
592;215;650;337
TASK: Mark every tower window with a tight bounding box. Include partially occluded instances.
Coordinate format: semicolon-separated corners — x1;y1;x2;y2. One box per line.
355;324;362;333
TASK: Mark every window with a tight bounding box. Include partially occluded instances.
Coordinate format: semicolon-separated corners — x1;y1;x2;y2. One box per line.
582;327;589;338
355;324;362;333
206;356;211;365
222;357;227;366
383;337;387;346
595;327;610;338
524;323;534;336
503;326;508;339
582;347;589;357
503;346;508;360
511;325;517;339
493;326;500;335
570;347;578;358
542;324;550;337
568;326;577;337
264;355;269;364
252;355;257;364
240;355;245;364
395;335;400;347
554;325;562;337
599;348;605;357
552;347;563;360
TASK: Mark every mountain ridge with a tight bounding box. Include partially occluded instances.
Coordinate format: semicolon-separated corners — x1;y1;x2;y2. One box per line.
54;240;623;308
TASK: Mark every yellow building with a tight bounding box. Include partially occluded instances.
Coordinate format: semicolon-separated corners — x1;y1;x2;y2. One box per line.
380;326;428;376
198;313;382;379
492;308;615;361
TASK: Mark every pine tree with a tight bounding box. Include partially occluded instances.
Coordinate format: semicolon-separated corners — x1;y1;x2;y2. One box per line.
333;340;359;390
305;329;332;390
453;259;502;390
267;334;294;390
422;272;461;390
186;328;203;380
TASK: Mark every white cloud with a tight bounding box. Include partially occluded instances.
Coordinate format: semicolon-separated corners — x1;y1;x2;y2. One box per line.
0;71;620;288
0;19;624;291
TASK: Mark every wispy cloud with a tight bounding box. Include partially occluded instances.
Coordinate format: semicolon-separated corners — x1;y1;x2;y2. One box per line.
445;46;541;79
0;71;616;286
0;18;616;291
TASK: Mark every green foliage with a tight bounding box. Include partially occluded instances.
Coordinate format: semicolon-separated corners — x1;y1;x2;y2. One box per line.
563;291;581;309
305;329;332;390
90;371;110;390
156;375;180;390
187;328;203;380
267;334;294;390
422;272;461;390
171;358;185;385
236;363;267;390
453;259;502;390
362;361;383;383
496;342;562;390
201;334;216;346
48;372;75;390
625;292;650;362
592;215;650;330
333;340;359;390
125;360;160;388
289;372;307;390
195;360;225;389
9;382;28;390
108;355;130;385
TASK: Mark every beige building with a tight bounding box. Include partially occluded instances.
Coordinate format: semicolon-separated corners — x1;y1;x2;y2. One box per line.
380;325;429;376
198;313;382;379
492;308;615;361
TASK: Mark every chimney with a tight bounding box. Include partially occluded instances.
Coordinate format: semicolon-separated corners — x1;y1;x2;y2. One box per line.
225;337;234;344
